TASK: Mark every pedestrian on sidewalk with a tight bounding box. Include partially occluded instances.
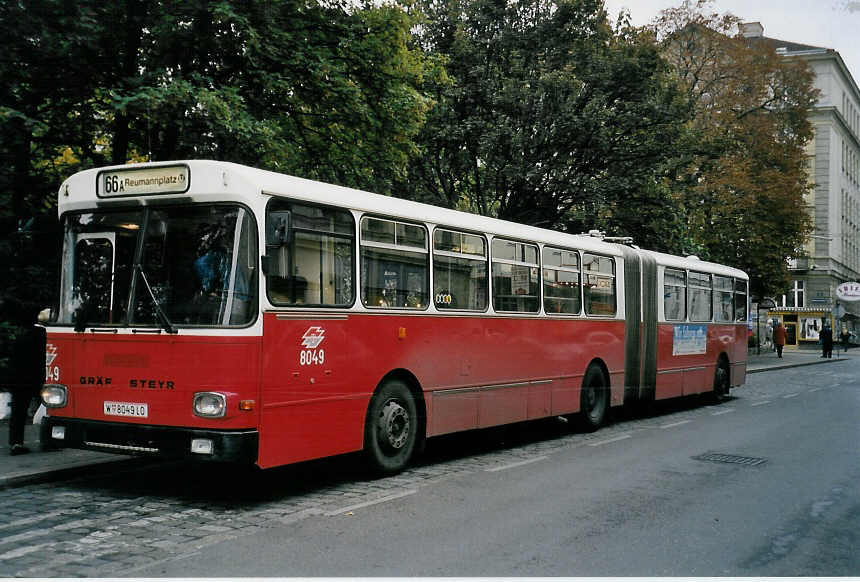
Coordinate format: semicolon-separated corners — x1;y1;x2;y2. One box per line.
840;327;851;353
0;296;45;455
820;323;833;359
773;321;786;358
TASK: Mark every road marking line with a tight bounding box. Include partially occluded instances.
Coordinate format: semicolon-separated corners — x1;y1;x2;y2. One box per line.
660;420;692;429
0;509;80;532
751;400;771;406
485;455;549;472
711;408;735;416
0;543;50;561
588;434;631;447
324;490;417;516
809;388;824;392
783;393;799;399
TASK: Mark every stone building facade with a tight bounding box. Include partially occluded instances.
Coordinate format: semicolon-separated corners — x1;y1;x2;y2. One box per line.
741;23;860;346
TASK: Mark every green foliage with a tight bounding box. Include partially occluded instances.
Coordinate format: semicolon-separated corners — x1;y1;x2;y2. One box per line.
655;0;817;298
100;0;432;193
404;0;691;250
0;0;431;212
0;0;821;363
0;0;432;379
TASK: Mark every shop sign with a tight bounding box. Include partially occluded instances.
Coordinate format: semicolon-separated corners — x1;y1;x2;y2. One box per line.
836;282;860;302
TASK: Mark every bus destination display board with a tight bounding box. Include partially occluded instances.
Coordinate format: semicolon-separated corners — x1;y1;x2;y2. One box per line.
97;165;190;198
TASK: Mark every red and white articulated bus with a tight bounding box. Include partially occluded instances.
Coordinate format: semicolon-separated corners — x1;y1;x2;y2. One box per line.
40;160;749;473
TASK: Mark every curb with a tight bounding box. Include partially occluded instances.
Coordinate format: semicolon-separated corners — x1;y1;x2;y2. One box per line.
0;455;161;490
747;356;850;374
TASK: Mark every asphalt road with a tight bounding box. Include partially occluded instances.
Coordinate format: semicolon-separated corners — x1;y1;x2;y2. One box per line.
1;359;857;577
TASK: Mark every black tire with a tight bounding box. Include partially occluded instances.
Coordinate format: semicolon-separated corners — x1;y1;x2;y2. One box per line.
712;358;730;403
364;380;418;475
578;365;608;432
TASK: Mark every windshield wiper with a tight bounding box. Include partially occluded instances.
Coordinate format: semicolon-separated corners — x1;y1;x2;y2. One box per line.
136;265;176;334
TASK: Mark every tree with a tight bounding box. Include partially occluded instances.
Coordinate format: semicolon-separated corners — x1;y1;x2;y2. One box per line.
405;0;691;251
654;0;817;298
107;0;433;194
0;0;434;378
0;0;433;221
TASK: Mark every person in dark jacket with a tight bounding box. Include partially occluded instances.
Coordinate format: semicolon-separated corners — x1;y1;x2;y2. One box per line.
1;297;45;455
820;323;833;359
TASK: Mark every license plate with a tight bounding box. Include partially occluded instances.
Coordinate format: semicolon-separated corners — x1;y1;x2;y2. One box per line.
104;401;148;418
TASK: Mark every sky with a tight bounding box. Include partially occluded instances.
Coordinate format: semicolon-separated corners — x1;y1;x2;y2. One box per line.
603;0;860;84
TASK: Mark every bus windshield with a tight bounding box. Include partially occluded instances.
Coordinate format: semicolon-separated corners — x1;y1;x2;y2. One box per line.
56;204;257;328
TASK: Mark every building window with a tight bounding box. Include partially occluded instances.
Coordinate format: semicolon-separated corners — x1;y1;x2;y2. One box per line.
779;280;805;308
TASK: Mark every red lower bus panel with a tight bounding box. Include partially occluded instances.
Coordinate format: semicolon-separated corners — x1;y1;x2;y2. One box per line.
45;333;262;430
654;323;746;399
46;316;746;470
257;313;627;468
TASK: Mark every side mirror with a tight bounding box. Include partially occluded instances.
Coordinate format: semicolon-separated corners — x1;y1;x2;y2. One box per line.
266;211;292;246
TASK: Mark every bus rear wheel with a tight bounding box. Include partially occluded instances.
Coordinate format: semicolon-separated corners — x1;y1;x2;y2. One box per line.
578;365;608;432
712;359;730;403
364;380;418;475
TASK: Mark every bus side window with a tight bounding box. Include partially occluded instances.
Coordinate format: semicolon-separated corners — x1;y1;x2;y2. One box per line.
663;268;686;321
688;271;712;322
542;247;581;315
713;276;734;322
734;279;748;322
361;217;429;309
266;201;354;307
491;239;539;313
583;254;616;316
433;229;488;311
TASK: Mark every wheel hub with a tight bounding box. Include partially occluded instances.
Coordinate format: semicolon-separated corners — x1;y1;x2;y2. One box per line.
379;400;410;450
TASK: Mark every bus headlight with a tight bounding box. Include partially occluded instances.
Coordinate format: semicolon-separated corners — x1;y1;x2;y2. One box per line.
41;384;68;408
193;392;226;418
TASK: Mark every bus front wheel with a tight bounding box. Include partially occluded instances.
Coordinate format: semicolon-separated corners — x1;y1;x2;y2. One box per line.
364;380;418;475
578;365;608;432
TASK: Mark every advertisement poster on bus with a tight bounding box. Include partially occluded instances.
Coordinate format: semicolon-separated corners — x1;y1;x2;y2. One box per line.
672;324;707;355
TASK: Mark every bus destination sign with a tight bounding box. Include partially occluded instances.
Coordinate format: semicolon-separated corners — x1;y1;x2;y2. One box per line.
98;165;190;198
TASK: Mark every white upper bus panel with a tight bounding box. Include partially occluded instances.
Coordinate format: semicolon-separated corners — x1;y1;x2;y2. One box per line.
58;160;748;284
59;160;623;258
649;250;748;282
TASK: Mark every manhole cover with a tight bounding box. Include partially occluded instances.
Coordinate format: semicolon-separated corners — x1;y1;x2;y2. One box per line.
693;453;767;466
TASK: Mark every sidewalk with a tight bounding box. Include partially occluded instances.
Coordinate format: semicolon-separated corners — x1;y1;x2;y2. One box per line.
746;345;855;372
0;421;147;489
0;349;853;489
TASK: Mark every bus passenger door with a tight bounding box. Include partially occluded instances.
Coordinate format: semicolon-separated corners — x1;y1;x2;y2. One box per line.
259;313;364;468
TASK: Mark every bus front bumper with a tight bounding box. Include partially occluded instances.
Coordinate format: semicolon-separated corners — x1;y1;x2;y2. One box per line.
40;417;259;463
